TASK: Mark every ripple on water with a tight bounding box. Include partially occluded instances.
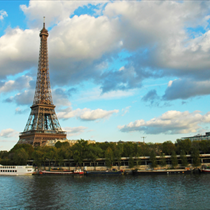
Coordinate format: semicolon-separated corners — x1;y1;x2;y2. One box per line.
0;174;210;209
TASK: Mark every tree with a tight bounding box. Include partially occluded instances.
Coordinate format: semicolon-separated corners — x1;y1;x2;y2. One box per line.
13;148;28;165
134;146;142;167
105;147;114;169
65;147;73;170
72;139;89;168
171;151;178;168
160;153;166;167
180;150;188;167
176;139;191;154
162;141;176;155
114;144;123;169
199;140;208;154
150;151;157;168
32;149;44;169
128;155;135;168
191;148;201;167
87;145;102;170
10;144;34;160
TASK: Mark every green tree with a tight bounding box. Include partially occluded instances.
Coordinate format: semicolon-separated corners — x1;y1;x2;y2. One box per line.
32;149;44;169
10;144;34;159
72;140;89;168
199;140;208;154
13;148;28;165
171;151;178;168
65;147;73;170
87;145;102;170
180;150;188;167
150;151;157;168
105;147;114;169
134;146;142;167
128;155;135;168
176;139;191;154
162;141;175;155
114;144;123;169
160;153;166;167
191;148;201;167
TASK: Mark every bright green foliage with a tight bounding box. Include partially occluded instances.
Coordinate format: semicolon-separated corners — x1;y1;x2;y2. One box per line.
171;151;178;168
180;150;188;167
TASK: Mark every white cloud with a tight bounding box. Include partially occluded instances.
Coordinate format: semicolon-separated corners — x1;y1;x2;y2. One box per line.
0;75;32;93
118;110;210;134
5;90;34;105
0;128;18;138
20;1;104;28
0;27;39;78
0;10;8;20
79;108;119;121
58;107;119;121
64;126;87;137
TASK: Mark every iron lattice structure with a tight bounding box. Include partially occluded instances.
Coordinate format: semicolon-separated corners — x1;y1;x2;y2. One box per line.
18;21;66;147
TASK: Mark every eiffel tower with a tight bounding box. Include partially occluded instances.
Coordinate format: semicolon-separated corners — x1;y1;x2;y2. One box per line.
18;18;66;147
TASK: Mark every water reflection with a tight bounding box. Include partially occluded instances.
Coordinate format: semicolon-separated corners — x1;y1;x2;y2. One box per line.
0;174;209;209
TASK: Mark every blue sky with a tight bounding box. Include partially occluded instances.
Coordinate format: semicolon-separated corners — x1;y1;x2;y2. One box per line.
1;0;210;150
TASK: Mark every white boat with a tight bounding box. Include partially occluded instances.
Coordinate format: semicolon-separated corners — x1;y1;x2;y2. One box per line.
0;165;34;175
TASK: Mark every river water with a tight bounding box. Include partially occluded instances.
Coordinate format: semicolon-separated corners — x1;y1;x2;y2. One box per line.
0;174;209;209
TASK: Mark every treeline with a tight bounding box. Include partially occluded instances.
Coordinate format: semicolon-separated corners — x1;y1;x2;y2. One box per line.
0;139;208;167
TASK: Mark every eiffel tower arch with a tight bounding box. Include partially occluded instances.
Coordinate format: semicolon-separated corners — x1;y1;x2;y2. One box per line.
18;19;66;147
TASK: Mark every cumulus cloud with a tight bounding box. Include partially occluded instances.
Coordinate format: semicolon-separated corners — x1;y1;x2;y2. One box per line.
118;110;210;134
0;10;8;20
0;75;33;93
0;27;39;79
163;79;210;100
0;128;18;138
64;126;87;137
79;108;119;121
1;1;210;96
20;1;103;28
58;107;119;121
4;90;34;105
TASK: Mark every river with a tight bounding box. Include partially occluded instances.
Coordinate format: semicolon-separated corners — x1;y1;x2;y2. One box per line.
0;174;209;209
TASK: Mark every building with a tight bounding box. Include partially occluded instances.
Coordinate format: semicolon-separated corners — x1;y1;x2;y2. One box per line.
45;139;96;147
18;19;66;147
182;132;210;141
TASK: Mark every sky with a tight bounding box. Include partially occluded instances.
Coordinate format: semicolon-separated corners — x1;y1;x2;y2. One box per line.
1;0;210;150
